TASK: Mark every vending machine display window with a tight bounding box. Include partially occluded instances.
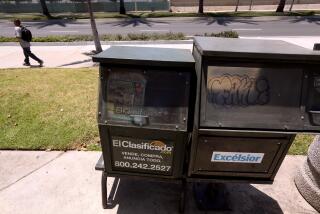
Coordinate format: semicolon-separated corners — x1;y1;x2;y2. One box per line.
200;65;304;131
102;67;191;131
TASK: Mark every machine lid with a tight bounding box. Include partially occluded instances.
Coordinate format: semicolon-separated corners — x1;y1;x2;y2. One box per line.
92;46;195;68
194;37;320;63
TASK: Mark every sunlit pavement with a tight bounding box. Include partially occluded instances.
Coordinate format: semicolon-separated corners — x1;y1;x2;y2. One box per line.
0;37;319;69
0;151;317;214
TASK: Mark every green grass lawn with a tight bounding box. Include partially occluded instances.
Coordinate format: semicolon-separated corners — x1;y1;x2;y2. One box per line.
0;33;187;43
288;134;314;155
0;68;315;153
0;31;239;43
0;68;99;150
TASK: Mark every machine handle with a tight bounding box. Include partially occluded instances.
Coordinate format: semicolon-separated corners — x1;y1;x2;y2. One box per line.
130;115;149;126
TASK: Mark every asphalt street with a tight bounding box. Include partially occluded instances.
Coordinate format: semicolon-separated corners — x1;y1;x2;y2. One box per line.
1;16;320;37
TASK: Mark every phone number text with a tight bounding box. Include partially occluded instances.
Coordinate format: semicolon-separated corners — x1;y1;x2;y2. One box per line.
114;161;171;172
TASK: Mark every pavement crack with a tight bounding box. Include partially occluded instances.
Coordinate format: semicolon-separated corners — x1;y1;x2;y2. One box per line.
0;152;65;192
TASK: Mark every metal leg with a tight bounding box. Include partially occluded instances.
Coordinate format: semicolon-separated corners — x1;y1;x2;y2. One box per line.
179;179;187;213
101;172;108;209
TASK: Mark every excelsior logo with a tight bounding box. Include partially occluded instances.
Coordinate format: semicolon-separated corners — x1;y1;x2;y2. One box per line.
113;139;173;152
211;151;264;164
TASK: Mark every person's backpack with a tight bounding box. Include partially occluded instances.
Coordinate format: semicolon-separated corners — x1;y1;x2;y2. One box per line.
21;26;32;42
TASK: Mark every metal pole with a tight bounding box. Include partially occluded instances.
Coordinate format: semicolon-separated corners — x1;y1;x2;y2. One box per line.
135;0;137;12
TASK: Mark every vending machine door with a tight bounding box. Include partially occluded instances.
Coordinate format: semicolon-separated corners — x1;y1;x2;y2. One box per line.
200;64;305;131
99;66;192;131
188;132;294;180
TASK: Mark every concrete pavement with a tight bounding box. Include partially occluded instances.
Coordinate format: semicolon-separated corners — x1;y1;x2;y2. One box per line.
0;36;319;69
172;4;320;13
0;151;317;214
0;42;193;68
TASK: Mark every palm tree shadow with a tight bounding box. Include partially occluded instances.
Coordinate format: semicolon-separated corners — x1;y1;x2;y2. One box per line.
189;17;258;26
289;16;320;25
110;18;169;27
28;20;87;29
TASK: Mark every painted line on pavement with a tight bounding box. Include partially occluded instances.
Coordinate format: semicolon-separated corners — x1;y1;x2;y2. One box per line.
228;23;247;26
68;24;91;27
232;28;262;31
140;29;169;32
153;23;170;26
50;30;79;33
240;36;320;38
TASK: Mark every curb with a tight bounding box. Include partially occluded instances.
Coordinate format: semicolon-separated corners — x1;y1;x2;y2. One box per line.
0;40;194;46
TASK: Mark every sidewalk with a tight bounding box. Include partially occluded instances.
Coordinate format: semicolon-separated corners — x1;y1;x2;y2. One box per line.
171;4;320;13
0;151;317;214
0;42;193;68
0;36;319;69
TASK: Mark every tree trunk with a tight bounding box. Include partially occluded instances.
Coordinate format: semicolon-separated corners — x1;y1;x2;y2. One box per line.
119;0;126;15
276;0;287;12
235;0;240;12
198;0;204;14
87;0;102;53
289;0;295;11
39;0;52;18
249;0;254;10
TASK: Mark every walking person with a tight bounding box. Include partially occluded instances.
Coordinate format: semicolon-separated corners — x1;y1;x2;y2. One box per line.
14;19;43;67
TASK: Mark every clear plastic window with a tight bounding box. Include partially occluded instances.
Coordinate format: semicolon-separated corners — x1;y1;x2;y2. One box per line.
103;67;190;130
201;65;303;130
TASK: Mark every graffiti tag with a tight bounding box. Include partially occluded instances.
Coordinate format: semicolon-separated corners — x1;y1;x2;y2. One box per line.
207;74;270;107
